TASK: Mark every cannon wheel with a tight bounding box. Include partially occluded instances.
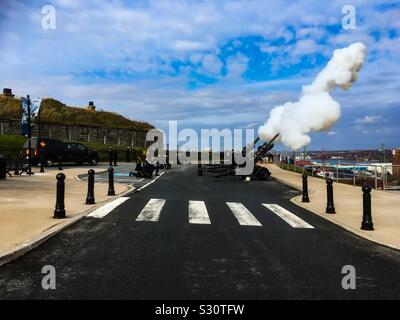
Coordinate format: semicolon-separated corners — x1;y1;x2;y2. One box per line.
255;167;271;180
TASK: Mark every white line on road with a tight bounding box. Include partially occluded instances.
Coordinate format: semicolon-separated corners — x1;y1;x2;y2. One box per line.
87;197;130;218
136;198;166;222
189;200;211;224
262;204;314;228
226;202;262;226
137;171;165;191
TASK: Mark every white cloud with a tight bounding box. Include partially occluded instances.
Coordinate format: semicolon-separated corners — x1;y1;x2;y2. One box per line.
355;115;383;125
225;53;249;80
172;40;208;51
293;39;320;56
296;27;325;40
200;54;223;76
327;131;338;136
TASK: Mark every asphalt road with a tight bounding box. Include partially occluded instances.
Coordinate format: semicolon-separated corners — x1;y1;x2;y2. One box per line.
1;164;400;299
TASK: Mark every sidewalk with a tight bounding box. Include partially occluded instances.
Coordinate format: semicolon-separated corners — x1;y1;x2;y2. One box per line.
264;164;400;250
0;166;130;262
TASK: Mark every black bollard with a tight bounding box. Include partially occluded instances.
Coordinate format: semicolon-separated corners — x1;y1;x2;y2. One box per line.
108;146;113;167
302;173;310;203
325;178;336;213
53;173;66;219
113;150;118;166
126;147;130;163
85;169;96;204
40;157;45;173
58;156;63;171
361;185;374;230
198;163;203;176
155;161;159;176
107;167;115;196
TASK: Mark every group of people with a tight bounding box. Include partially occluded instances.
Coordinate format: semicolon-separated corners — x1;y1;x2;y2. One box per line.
129;155;171;178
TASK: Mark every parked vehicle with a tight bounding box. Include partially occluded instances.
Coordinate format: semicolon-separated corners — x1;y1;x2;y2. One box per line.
22;138;100;167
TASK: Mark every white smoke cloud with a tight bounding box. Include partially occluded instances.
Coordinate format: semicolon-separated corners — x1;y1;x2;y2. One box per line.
258;42;367;150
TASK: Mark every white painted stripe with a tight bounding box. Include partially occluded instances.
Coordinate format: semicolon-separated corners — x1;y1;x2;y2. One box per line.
137;171;165;191
136;198;166;222
87;197;130;218
262;204;314;229
189;201;211;224
226;202;262;226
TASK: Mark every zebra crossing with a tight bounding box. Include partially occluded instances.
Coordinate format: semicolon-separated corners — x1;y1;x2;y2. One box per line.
136;198;166;222
188;201;211;224
226;202;262;226
262;204;314;228
88;197;315;229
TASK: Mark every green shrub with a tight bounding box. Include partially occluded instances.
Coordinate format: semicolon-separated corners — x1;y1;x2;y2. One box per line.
0;134;25;149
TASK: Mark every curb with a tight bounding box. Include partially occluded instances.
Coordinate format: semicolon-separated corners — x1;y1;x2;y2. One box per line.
289;195;400;252
270;169;400;252
0;175;135;266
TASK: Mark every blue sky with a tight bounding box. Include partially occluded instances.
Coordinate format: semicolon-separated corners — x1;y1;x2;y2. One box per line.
0;0;399;150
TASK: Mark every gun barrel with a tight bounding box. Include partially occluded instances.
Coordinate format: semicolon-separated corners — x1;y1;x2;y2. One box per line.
268;133;280;145
253;133;280;159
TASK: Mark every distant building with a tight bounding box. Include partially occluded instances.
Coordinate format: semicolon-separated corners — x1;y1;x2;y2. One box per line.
0;89;153;147
2;88;14;98
87;101;96;111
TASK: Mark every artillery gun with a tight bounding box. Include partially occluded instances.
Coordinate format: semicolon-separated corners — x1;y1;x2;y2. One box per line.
199;134;279;180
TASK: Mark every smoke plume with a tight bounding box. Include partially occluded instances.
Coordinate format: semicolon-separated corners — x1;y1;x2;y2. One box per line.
258;42;367;150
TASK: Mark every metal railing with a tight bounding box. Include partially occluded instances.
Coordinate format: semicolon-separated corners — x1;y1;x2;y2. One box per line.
278;162;400;191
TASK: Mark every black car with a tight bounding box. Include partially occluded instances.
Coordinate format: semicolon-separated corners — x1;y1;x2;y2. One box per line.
22;138;100;167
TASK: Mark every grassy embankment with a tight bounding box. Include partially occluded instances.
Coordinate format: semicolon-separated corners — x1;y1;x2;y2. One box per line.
0;95;150;161
0;95;152;130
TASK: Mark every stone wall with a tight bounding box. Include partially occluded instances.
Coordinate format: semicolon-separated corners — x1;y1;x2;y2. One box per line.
0;118;148;147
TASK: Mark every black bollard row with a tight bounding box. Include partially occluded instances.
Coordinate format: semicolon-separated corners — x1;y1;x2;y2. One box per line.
361;185;374;230
107;167;115;196
58;156;63;171
53;173;66;219
85;169;96;204
113;150;118;166
108;147;113;167
325;178;336;214
40;157;45;173
302;173;310;203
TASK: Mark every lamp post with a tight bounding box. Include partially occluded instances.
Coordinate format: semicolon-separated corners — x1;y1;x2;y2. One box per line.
27;95;33;175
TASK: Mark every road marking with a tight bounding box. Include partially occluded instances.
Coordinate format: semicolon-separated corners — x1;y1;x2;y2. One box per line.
137;171;165;191
226;202;262;226
189;200;211;224
262;204;314;228
87;197;130;218
136;198;166;222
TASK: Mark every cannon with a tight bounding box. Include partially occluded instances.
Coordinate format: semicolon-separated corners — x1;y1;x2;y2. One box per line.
200;134;279;180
